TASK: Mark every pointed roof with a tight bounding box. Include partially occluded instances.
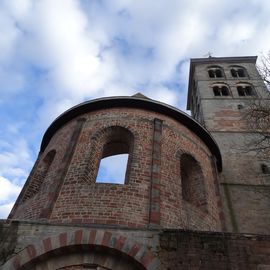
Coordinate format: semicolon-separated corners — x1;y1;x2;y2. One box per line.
132;92;150;99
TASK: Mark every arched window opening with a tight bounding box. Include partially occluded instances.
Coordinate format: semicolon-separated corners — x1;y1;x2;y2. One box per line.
230;66;247;78
22;150;56;202
180;154;207;211
237;84;255;96
221;86;229;96
95;127;134;184
212;84;230;96
213;86;220;96
261;164;270;174
208;69;215;78
208;66;224;78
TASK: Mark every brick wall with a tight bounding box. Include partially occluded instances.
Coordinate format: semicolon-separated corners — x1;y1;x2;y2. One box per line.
10;107;222;231
160;230;270;270
10;120;77;220
1;221;270;269
0;221;160;269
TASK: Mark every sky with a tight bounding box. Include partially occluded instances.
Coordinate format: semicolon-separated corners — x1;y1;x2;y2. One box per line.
0;0;270;218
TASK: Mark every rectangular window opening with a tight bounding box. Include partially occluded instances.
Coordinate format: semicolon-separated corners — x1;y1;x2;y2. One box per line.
221;86;229;96
215;69;223;78
238;69;245;77
231;69;237;77
208;70;215;78
245;86;253;96
96;154;129;184
213;87;220;96
237;86;245;96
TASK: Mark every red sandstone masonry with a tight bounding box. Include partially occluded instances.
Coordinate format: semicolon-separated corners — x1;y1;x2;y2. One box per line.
149;118;163;227
59;232;67;247
74;229;83;245
5;229;160;270
43;237;52;252
26;245;36;260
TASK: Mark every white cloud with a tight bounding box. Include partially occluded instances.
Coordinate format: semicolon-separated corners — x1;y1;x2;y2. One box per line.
29;0;102;96
0;9;20;62
3;0;32;20
1;1;270;94
146;85;180;106
0;176;21;203
2;0;270;114
0;139;33;184
0;67;25;98
0;202;15;219
1;0;270;212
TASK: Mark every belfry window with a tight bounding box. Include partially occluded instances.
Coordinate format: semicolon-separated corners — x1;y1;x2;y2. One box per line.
231;66;247;78
208;66;224;78
261;164;270;174
212;84;230;96
95;126;134;184
180;153;207;211
236;84;255;96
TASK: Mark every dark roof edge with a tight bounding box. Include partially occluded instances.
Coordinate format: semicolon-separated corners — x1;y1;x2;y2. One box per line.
187;56;258;109
40;96;222;171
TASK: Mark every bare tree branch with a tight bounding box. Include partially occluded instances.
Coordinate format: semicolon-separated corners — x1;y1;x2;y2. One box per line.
243;52;270;159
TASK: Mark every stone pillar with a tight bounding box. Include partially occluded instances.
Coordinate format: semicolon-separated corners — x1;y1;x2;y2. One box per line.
149;118;163;228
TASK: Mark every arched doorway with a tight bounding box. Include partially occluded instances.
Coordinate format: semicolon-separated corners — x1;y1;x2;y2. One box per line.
32;245;146;270
3;229;160;270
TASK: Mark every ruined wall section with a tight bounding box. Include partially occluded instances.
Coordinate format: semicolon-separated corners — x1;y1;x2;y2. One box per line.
1;221;270;270
10;107;222;231
160;116;221;231
160;229;270;270
9;121;77;220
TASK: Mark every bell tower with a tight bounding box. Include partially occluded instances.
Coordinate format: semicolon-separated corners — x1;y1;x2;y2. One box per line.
187;56;270;233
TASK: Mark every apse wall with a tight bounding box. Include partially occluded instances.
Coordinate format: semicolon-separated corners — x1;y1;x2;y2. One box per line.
9;97;223;231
